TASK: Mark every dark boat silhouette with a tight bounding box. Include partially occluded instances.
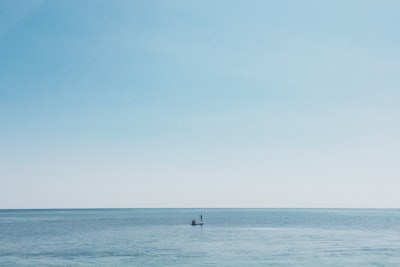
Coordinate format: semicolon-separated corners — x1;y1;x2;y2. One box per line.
191;214;204;225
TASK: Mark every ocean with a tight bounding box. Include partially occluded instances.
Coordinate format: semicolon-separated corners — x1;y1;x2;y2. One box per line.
1;208;400;266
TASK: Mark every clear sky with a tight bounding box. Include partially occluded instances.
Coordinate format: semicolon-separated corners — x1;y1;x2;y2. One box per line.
1;0;400;208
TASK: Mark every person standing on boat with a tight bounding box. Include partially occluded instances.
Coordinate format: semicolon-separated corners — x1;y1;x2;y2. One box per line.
200;214;203;221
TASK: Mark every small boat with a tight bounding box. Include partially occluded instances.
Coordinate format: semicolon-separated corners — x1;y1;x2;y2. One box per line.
191;214;204;226
191;219;204;226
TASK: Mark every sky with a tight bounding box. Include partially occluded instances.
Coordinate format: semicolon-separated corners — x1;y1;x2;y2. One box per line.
1;0;400;208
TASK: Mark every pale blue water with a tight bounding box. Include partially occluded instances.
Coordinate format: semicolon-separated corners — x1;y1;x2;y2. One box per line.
1;209;400;266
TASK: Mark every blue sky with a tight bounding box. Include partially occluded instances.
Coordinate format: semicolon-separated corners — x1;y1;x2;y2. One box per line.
1;0;400;208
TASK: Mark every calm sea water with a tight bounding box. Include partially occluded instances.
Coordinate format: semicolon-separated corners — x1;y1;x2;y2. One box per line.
1;209;400;266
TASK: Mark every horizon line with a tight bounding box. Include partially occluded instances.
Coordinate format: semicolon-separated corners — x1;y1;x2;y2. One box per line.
1;207;400;211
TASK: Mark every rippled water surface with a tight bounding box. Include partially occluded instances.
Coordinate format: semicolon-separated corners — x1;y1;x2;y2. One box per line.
1;209;400;266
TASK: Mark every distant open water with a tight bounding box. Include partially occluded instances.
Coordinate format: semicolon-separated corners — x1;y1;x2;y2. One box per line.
1;209;400;266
